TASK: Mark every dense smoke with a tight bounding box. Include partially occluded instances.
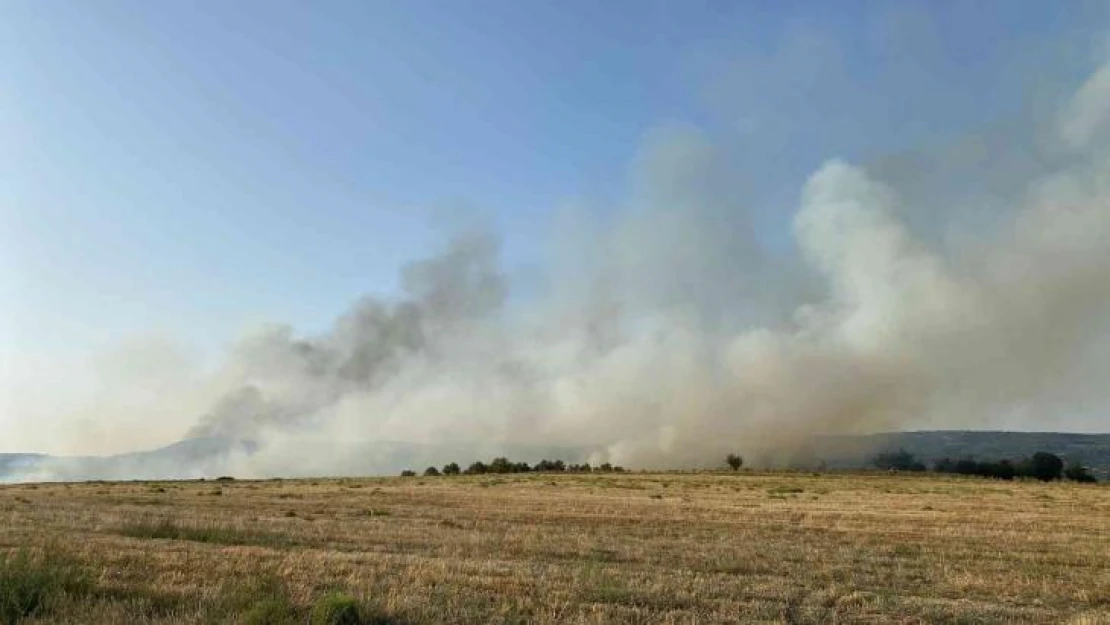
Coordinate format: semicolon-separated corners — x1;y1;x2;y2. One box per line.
10;46;1110;481
146;55;1110;476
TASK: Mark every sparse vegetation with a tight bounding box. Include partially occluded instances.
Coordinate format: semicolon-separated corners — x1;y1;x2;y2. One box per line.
118;517;291;547
1064;462;1098;483
932;450;1093;482
533;459;565;472
309;591;363;625
0;548;91;624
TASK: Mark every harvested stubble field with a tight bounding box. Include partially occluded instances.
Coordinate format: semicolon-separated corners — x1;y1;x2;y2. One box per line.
1;471;1107;624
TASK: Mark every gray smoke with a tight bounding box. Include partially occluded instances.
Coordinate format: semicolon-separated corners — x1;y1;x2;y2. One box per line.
10;44;1110;481
163;54;1110;476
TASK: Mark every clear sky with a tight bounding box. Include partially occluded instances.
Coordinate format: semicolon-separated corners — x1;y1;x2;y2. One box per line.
2;1;1108;452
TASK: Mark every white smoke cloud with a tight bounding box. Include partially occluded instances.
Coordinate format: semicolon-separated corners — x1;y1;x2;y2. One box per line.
8;36;1110;481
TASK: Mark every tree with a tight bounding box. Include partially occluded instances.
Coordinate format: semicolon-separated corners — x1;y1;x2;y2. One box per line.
1029;452;1064;482
1064;462;1098;483
984;459;1016;481
955;458;980;475
423;466;441;477
933;458;956;473
872;448;926;471
465;461;488;475
488;457;513;474
726;453;743;471
442;462;461;476
400;469;416;477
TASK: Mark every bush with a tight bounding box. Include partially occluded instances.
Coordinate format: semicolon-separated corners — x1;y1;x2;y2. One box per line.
0;548;92;624
310;591;361;625
934;452;1074;482
955;458;982;475
1064;462;1098;483
982;459;1017;480
241;597;299;625
465;461;488;475
118;517;289;548
1029;452;1064;482
534;459;565;472
442;462;460;476
488;457;514;474
726;453;743;471
872;448;926;471
423;466;440;477
399;470;416;477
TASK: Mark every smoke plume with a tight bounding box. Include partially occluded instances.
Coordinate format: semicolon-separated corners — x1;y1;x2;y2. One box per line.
10;45;1110;481
172;57;1110;474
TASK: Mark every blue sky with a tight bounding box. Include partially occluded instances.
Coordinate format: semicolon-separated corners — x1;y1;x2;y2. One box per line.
1;1;1105;372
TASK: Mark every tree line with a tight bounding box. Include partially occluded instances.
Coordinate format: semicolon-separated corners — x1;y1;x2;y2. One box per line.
401;457;626;477
400;449;1098;482
872;448;1098;483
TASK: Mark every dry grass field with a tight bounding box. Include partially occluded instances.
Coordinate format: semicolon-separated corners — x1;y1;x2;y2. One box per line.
1;471;1107;624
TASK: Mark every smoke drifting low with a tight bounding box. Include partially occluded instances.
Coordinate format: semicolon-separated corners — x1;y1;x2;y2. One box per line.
157;57;1110;476
13;54;1110;480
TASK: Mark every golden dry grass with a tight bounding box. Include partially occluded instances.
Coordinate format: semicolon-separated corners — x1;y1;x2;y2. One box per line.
1;471;1108;624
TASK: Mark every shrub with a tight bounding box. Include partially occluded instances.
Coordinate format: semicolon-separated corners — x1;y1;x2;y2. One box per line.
217;572;298;624
1064;462;1098;483
534;459;566;472
399;470;416;477
726;453;743;471
442;462;460;476
981;459;1017;480
488;457;514;474
954;458;980;475
934;452;1073;482
423;466;440;477
1029;452;1064;481
310;591;361;625
0;548;92;624
241;597;299;625
872;448;926;471
119;517;289;547
465;461;488;475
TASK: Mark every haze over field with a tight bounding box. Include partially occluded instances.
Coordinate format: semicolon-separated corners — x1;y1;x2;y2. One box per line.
3;2;1110;479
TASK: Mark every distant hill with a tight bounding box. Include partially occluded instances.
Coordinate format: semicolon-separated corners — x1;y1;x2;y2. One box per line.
0;438;586;483
822;431;1110;479
2;430;1107;482
0;453;48;476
